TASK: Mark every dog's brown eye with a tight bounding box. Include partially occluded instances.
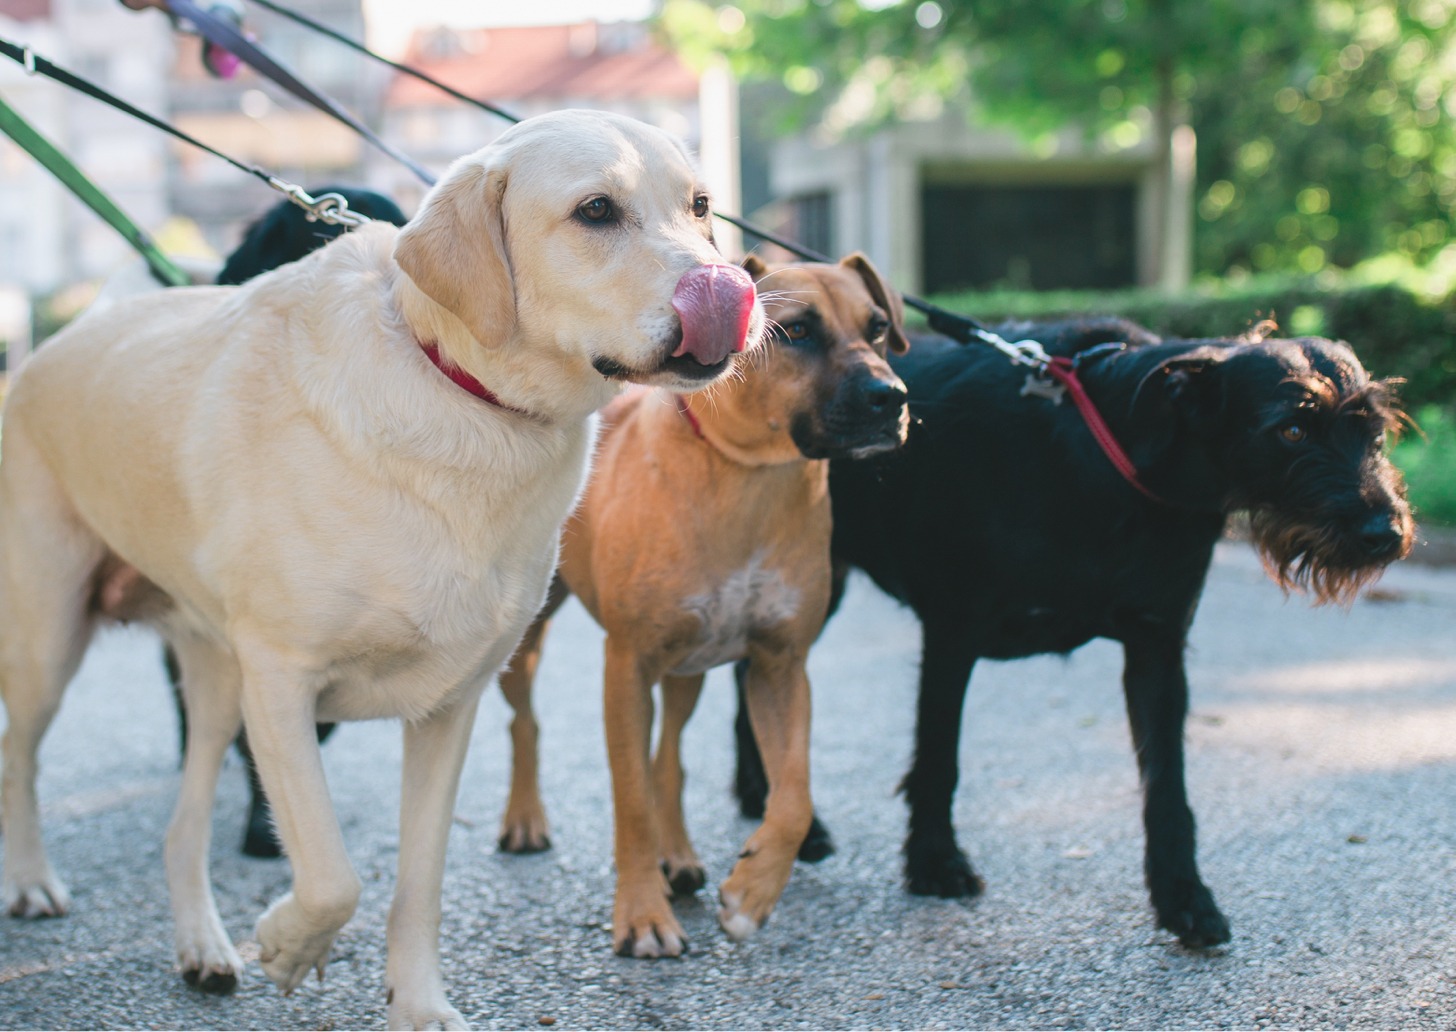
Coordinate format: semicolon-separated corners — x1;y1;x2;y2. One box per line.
868;318;889;344
578;197;614;224
782;321;810;341
1280;423;1308;444
693;194;710;218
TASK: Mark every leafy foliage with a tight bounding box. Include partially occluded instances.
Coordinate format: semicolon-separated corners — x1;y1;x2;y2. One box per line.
1392;405;1456;527
660;0;1456;278
1193;1;1456;276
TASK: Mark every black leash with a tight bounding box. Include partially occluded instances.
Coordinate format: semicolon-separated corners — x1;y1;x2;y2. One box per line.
243;0;521;125
1;36;277;186
233;0;996;344
0;36;374;227
9;4;1163;501
122;0;435;186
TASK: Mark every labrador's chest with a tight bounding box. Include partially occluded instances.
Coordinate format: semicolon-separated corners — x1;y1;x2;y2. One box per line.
212;419;590;723
311;525;562;722
668;552;805;676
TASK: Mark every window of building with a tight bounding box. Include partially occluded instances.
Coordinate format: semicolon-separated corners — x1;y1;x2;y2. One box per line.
788;191;832;259
920;181;1136;293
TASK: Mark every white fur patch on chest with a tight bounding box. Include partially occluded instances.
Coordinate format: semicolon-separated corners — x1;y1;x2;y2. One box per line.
670;551;803;676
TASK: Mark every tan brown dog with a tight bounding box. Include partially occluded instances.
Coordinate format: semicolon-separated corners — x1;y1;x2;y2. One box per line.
496;253;910;957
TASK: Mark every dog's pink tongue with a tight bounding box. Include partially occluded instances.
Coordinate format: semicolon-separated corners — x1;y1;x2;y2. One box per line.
671;264;757;365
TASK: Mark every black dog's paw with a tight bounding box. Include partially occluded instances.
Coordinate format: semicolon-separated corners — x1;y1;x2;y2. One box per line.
1155;882;1231;948
241;817;284;860
904;838;986;898
662;861;707;897
733;769;768;820
797;815;835;863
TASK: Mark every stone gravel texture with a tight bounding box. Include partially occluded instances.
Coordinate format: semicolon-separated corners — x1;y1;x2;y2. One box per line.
2;541;1455;1030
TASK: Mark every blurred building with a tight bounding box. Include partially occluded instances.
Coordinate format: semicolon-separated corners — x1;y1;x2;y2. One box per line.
0;0;376;310
0;0;175;295
377;21;741;254
0;5;741;323
768;109;1194;295
166;0;382;242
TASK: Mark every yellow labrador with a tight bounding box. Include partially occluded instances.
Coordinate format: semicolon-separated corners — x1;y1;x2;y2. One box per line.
0;110;762;1030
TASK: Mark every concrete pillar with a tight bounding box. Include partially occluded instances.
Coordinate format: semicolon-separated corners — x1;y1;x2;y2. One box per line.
697;59;742;259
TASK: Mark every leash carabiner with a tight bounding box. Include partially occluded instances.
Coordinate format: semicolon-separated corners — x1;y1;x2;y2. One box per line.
263;179;373;228
977;330;1054;372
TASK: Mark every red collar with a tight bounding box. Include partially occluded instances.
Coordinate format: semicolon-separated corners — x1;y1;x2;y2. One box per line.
1044;356;1165;505
419;340;526;414
675;395;705;439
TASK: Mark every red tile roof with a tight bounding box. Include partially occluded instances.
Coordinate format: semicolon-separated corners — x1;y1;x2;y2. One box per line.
385;22;699;108
2;0;52;22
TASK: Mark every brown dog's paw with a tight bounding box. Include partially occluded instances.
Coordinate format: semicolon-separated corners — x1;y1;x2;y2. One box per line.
497;823;551;854
614;920;689;959
612;885;688;959
497;804;552;854
716;886;764;942
717;847;794;943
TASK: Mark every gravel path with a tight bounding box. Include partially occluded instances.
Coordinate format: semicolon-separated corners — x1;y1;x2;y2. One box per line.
2;541;1454;1030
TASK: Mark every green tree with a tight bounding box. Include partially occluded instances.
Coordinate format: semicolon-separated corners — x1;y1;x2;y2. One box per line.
660;0;1456;279
1193;1;1456;277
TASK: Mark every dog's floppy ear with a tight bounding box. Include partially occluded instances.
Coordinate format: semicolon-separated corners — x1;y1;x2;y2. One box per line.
840;252;909;354
741;253;770;280
1148;347;1229;431
393;158;515;349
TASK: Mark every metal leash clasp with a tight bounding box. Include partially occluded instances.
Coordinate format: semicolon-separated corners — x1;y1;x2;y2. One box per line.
1003;337;1053;370
977;331;1065;404
265;178;373;228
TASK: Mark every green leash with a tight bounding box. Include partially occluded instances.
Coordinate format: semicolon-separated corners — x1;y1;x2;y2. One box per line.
0;92;191;288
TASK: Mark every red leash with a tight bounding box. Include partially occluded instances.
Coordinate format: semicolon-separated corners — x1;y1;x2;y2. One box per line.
418;340;527;415
1043;356;1165;504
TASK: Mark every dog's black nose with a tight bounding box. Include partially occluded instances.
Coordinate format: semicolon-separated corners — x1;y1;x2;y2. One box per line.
1358;513;1407;559
864;378;908;416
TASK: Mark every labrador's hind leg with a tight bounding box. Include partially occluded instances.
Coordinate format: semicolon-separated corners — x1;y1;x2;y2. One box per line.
0;428;102;919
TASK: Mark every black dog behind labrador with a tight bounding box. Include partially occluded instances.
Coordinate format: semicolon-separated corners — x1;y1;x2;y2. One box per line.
213;185;408;285
735;316;1413;947
168;186;408;858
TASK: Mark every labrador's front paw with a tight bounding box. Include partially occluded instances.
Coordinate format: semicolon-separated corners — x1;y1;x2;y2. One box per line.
255;893;345;995
4;862;71;919
388;992;469;1031
175;912;244;993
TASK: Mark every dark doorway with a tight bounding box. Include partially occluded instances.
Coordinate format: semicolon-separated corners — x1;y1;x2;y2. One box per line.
921;182;1137;293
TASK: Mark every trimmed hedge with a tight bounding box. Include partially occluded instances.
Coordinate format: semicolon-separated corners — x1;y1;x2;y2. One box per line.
927;278;1456;412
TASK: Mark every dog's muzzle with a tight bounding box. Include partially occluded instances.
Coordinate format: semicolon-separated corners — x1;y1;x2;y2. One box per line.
1357;511;1411;561
793;373;910;460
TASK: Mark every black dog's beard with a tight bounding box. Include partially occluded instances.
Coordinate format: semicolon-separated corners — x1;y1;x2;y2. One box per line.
1247;507;1413;605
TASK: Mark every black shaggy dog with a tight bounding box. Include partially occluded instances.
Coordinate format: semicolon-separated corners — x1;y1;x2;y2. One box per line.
167;186;408;858
213;185;408;285
735;317;1413;947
